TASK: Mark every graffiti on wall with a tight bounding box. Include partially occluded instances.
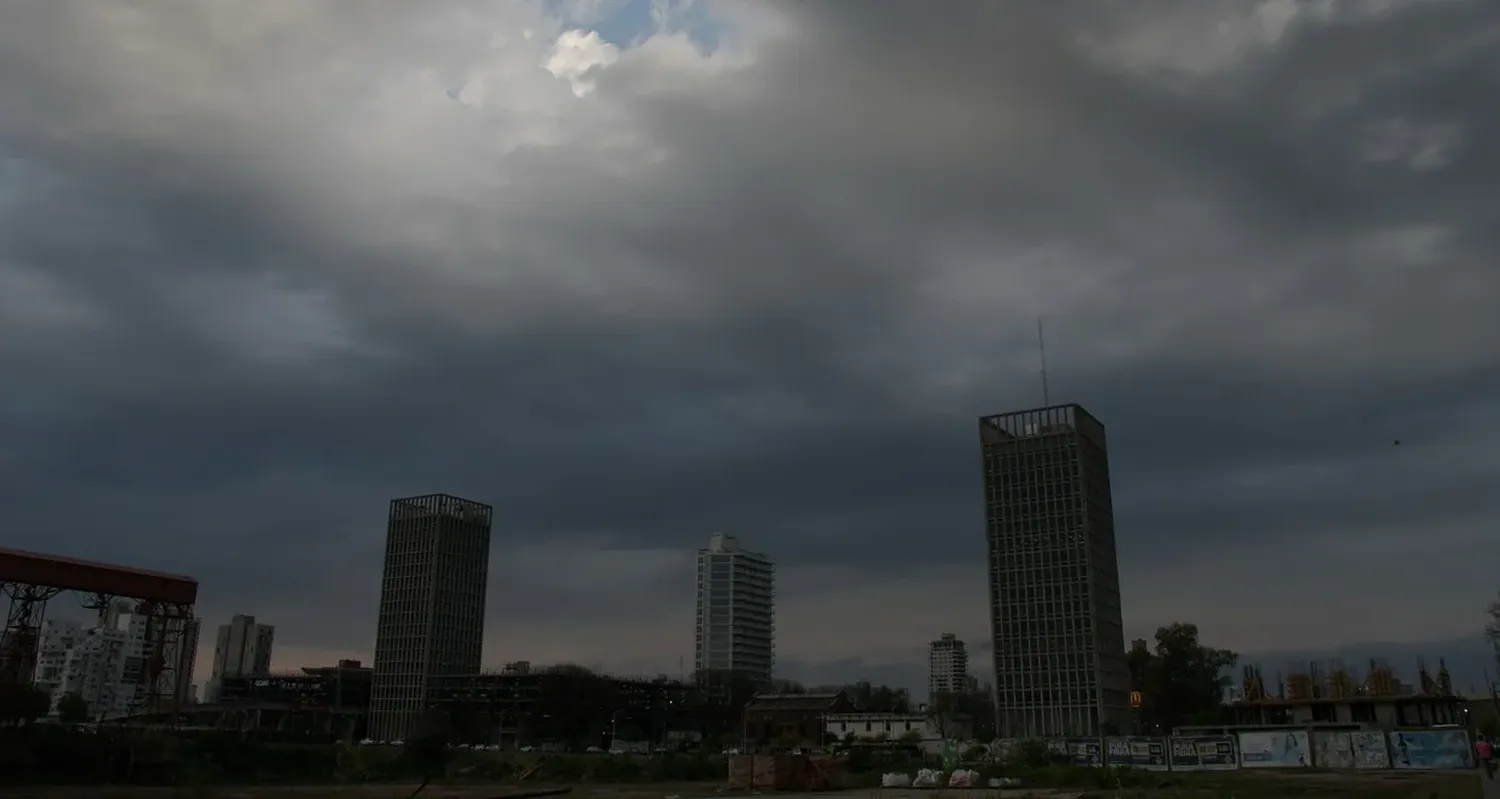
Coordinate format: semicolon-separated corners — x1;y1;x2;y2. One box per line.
1390;730;1472;770
1239;731;1310;768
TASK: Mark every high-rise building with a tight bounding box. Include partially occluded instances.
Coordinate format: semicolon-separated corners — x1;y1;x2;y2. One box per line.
979;403;1129;737
928;633;970;699
206;614;274;702
369;493;493;743
693;534;775;686
32;609;168;719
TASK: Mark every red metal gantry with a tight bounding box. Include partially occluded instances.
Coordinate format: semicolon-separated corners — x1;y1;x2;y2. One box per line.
0;547;199;720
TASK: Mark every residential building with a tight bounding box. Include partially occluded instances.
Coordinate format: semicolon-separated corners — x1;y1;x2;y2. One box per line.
979;403;1130;737
694;534;774;687
206;614;274;702
368;493;493;743
929;633;969;698
31;609;157;719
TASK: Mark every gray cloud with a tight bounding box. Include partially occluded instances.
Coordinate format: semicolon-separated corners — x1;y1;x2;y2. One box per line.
2;0;1498;689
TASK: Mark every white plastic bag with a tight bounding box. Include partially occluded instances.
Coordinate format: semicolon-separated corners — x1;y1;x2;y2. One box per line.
912;769;944;788
880;772;912;788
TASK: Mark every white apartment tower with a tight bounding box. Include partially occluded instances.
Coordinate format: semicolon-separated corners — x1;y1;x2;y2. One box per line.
206;614;274;702
31;607;169;719
694;534;775;685
928;632;969;699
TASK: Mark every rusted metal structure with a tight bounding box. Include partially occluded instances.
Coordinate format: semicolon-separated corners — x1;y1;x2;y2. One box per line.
0;547;198;719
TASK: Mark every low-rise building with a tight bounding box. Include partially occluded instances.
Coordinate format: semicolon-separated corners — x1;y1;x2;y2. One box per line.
825;710;974;754
742;692;854;747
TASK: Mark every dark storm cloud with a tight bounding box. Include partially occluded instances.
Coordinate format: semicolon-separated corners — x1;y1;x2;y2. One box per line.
1;0;1498;677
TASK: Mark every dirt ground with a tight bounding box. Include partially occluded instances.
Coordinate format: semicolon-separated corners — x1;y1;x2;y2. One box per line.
0;783;728;799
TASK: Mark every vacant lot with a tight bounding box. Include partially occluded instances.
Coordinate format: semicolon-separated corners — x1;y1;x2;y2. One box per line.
0;782;727;799
0;772;1487;799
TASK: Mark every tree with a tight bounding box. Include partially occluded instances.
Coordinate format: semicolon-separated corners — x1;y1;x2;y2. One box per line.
843;681;911;713
57;693;90;725
1130;623;1236;732
0;683;50;727
929;690;995;741
402;710;453;798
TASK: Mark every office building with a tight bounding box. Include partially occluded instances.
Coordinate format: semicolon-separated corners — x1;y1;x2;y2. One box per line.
206;614;274;702
979;403;1129;737
368;493;493;742
694;533;775;686
928;633;970;698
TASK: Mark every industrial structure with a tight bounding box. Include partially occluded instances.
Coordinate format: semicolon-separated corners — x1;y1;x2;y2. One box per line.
0;547;198;717
368;493;493;742
928;633;969;699
123;659;373;739
1229;657;1467;729
694;534;775;686
427;667;708;748
979;404;1130;737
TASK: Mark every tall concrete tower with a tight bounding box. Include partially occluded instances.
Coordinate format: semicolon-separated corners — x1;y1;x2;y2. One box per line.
368;493;492;742
980;403;1129;737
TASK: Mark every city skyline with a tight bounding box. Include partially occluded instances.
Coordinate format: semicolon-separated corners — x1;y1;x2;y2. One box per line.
2;1;1497;704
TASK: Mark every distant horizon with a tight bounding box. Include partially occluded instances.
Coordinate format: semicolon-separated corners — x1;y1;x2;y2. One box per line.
4;0;1497;720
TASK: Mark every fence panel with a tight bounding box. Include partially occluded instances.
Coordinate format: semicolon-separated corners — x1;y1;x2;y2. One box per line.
1168;735;1238;771
1104;736;1169;770
1238;730;1310;768
1389;730;1473;770
1313;731;1354;768
1351;731;1390;769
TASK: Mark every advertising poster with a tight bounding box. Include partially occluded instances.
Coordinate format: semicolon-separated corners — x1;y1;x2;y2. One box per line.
1390;730;1473;770
1105;736;1169;770
1239;730;1311;768
1065;738;1103;767
1169;735;1238;771
1314;731;1355;769
1351;731;1390;769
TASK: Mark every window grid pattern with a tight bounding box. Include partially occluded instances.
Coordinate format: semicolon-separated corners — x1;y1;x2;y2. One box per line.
694;543;775;684
980;404;1130;738
368;494;492;742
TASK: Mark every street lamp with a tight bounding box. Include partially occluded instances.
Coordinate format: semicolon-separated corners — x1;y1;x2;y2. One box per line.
610;709;625;750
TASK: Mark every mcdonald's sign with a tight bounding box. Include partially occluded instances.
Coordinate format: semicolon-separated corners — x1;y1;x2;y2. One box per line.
1130;690;1143;708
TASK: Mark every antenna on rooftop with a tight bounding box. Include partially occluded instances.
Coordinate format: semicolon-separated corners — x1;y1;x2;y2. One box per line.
1037;317;1051;406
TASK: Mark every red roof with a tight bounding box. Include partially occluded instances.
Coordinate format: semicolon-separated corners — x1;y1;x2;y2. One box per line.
0;547;198;605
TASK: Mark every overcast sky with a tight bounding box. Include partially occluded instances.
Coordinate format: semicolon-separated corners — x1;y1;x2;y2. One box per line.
3;0;1498;696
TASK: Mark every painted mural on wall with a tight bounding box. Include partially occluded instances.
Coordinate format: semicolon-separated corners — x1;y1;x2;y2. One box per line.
1390;730;1473;770
1105;736;1169;770
1314;731;1355;769
1239;730;1310;768
1169;735;1237;771
1351;731;1391;769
